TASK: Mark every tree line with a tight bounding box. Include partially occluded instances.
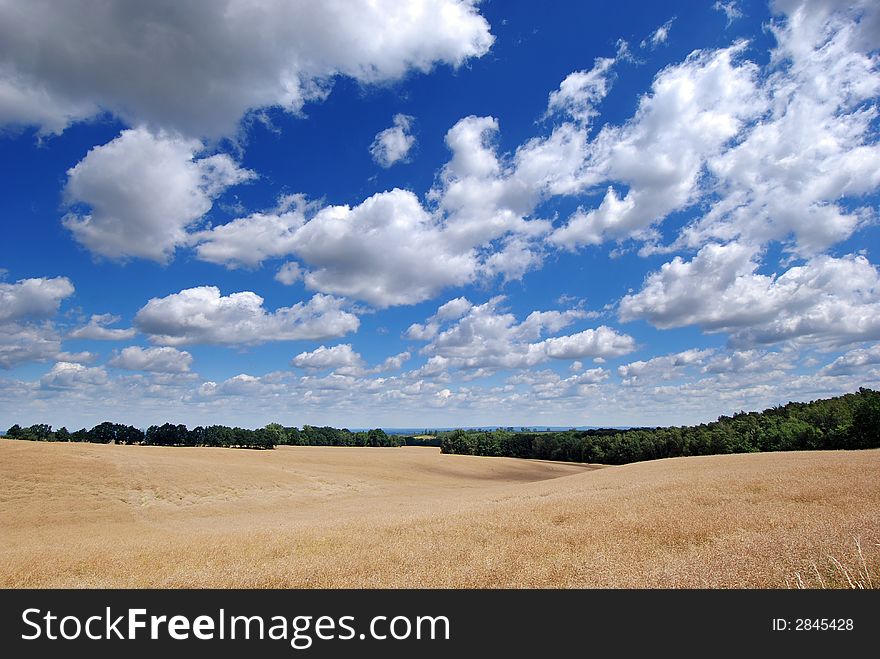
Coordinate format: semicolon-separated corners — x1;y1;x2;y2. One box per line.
5;388;878;462
3;422;404;450
438;388;880;464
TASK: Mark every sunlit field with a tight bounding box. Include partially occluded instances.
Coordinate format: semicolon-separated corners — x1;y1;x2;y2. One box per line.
1;440;877;588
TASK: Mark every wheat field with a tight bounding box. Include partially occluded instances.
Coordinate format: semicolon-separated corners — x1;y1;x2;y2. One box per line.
1;439;877;588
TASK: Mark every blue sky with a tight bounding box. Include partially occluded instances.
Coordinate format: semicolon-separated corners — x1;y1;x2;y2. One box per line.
1;0;879;430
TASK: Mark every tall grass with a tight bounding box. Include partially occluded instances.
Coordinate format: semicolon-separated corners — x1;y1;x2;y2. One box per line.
788;537;878;589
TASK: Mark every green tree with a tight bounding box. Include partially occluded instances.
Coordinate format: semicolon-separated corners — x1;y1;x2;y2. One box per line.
367;428;389;447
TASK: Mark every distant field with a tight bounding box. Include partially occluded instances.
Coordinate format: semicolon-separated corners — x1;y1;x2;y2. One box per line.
1;439;877;588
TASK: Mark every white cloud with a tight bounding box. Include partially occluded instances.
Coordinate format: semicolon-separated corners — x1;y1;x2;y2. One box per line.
545;57;615;126
0;323;63;369
197;186;485;307
63;128;255;262
186;103;580;303
435;115;547;249
275;262;304;286
134;286;359;346
40;362;108;389
820;344;880;376
291;344;410;377
110;346;193;373
293;189;478;307
69;314;136;341
194;183;488;305
678;0;880;256
0;0;493;137
443;115;502;181
404;296;473;341
40;1;880;328
0;276;74;322
540;327;637;360
713;1;743;25
5;346;878;431
370;114;416;167
55;351;97;364
0;275;75;369
618;349;715;384
481;234;547;283
195;213;302;269
506;367;610;399
378;351;411;373
194;194;311;269
619;242;880;347
410;296;633;372
701;349;795;375
435;297;474;322
540;1;878;260
292;344;363;372
198;373;286;399
641;18;675;49
550;42;763;249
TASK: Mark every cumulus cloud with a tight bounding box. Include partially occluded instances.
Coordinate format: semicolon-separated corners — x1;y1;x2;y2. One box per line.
506;366;610;400
294;189;478;307
195;186;486;307
292;344;363;372
110;346;193;373
378;351;412;373
370;114;416;167
404;296;473;341
409;296;634;373
618;349;715;384
0;323;63;369
434;115;544;248
134;287;359;346
537;0;879;259
40;362;108;389
550;42;763;249
194;194;311;269
540;327;637;360
701;349;795;375
291;343;410;377
69;314;136;341
169;92;584;303
545;57;616;126
0;276;74;322
55;351;98;364
63;128;255;262
198;373;287;399
0;0;493;137
23;1;880;329
678;0;880;255
275;262;304;286
0;275;75;368
4;344;877;430
619;242;880;347
820;344;880;376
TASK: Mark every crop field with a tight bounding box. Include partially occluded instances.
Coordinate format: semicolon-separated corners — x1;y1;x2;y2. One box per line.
1;439;877;588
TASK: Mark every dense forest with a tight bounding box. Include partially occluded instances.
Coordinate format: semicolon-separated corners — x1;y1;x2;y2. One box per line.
4;388;879;463
2;422;403;449
439;388;880;464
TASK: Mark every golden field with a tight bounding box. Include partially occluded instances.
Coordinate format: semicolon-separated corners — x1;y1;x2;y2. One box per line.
1;439;877;588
